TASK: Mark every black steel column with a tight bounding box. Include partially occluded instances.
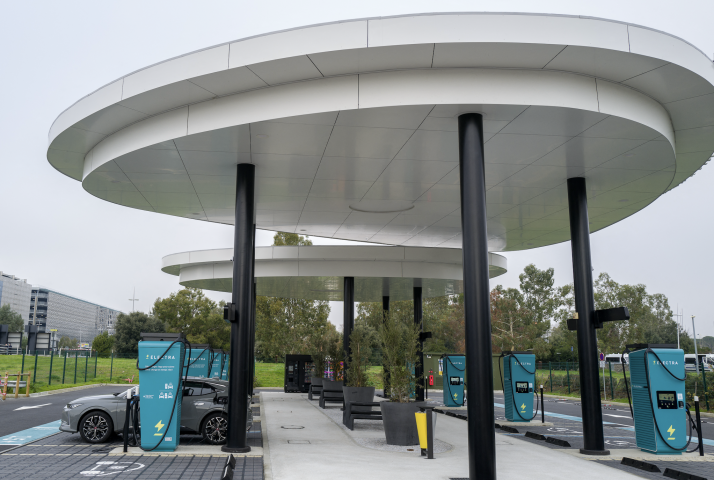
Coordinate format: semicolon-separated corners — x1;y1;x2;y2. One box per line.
414;286;424;402
223;163;255;453
343;277;355;383
382;290;390;397
458;113;495;480
567;177;609;455
249;225;256;396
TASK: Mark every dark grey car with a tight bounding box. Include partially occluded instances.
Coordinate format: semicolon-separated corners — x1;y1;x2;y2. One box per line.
60;377;252;445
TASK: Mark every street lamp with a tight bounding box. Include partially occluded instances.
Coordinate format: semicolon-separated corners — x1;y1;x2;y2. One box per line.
692;316;700;374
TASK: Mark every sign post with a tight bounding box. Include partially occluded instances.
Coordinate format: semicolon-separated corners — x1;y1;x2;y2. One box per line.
599;353;606;400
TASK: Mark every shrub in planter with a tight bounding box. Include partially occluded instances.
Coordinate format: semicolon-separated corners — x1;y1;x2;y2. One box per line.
377;311;422;445
344;322;377;414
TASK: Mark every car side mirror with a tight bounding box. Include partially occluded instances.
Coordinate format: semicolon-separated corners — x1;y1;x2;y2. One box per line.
183;388;194;396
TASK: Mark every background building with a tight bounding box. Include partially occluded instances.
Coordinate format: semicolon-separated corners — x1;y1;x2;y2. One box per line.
0;272;32;324
29;288;122;344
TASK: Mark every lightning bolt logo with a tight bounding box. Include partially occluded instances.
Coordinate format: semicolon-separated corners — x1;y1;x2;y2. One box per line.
521;403;526;411
154;420;165;436
667;425;675;440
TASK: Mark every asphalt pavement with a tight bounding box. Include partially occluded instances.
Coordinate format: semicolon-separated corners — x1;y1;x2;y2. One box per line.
492;391;714;440
0;385;125;439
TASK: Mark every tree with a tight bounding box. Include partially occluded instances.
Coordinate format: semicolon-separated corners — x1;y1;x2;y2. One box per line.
700;336;714;354
92;331;114;357
272;232;312;246
114;312;165;354
550;272;693;359
153;288;229;349
306;322;338;378
0;304;24;333
58;336;77;349
255;296;331;362
490;265;564;357
254;231;331;362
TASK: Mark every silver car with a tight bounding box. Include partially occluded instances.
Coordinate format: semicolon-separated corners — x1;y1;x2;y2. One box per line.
60;377;253;445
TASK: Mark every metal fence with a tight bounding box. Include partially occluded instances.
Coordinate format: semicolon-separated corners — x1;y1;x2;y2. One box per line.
534;360;712;410
1;351;139;388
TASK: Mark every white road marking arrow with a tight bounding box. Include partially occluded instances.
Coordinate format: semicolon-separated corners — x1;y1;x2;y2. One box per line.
14;403;51;411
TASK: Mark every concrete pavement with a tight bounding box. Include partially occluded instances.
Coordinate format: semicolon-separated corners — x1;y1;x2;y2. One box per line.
261;391;643;480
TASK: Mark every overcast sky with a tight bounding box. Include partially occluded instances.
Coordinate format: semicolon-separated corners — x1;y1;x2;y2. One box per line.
1;0;713;340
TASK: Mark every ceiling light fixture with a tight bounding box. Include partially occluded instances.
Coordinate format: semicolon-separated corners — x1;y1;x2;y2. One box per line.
349;201;415;214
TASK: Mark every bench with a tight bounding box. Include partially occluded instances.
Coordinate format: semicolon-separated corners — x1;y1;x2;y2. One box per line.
343;401;382;430
319;380;344;409
308;381;323;401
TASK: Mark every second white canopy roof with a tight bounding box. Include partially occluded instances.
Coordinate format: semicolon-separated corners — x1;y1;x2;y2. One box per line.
162;246;507;301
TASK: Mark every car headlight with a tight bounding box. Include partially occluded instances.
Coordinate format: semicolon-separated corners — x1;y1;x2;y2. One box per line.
66;403;83;409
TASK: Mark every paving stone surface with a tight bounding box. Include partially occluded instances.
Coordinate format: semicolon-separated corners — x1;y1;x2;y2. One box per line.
0;399;264;479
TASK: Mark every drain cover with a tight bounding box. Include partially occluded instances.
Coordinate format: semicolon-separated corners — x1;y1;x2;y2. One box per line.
281;425;304;429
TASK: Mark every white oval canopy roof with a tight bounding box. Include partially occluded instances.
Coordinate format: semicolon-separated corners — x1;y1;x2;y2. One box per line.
161;246;507;302
48;13;714;250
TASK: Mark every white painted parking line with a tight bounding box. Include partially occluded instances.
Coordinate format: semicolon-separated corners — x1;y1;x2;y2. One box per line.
14;403;51;411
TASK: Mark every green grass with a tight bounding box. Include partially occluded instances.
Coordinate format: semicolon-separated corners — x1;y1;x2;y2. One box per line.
254;362;284;387
0;354;139;394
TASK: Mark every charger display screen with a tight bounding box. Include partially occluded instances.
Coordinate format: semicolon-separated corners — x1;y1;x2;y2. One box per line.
657;391;677;409
450;376;461;385
515;382;529;393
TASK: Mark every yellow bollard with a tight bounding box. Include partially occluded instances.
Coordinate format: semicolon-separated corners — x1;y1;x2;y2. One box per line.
415;412;428;449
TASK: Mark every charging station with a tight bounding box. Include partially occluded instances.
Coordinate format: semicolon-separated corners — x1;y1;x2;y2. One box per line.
185;344;210;378
502;352;536;422
629;344;688;454
221;353;229;380
138;333;185;452
441;354;465;407
209;349;223;378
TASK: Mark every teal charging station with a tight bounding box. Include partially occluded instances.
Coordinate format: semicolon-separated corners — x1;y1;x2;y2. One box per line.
138;333;185;452
503;352;536;422
221;353;229;380
442;354;465;407
629;345;687;454
209;349;223;378
185;344;210;378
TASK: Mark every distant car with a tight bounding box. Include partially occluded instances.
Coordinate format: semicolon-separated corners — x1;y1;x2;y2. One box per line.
60;377;252;445
684;354;714;373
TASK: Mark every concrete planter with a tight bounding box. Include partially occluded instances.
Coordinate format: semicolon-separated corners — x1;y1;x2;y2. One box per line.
381;402;421;445
322;379;343;391
342;386;375;413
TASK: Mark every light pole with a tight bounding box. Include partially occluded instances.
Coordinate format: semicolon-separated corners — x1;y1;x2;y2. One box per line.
692;316;700;374
128;287;139;312
673;309;683;349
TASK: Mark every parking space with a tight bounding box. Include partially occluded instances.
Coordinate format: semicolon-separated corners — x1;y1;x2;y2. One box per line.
0;393;265;479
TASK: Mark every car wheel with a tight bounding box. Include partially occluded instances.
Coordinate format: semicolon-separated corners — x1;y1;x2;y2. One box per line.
79;411;114;444
202;412;228;445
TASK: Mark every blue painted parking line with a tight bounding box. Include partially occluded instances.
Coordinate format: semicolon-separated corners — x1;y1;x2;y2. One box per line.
0;420;61;445
494;402;714;447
